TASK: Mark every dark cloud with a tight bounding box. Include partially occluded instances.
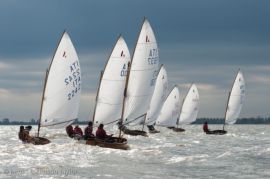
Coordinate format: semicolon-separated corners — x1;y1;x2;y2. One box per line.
0;0;269;120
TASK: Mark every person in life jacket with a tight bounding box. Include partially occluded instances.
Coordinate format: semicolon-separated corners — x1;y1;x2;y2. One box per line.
66;125;76;138
18;125;34;143
203;122;209;133
74;125;83;137
84;121;94;139
96;124;112;140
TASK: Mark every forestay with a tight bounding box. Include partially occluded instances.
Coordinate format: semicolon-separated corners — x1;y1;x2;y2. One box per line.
94;36;131;125
156;86;180;127
225;70;245;124
178;84;199;125
145;65;168;125
40;32;81;128
123;18;159;125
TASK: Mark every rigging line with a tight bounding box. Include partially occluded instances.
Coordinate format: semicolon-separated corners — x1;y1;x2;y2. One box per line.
123;113;146;125
96;101;122;106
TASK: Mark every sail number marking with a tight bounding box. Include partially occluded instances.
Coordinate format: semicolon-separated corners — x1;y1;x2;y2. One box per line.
64;61;81;100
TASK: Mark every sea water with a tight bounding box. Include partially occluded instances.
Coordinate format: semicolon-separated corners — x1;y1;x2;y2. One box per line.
0;125;269;179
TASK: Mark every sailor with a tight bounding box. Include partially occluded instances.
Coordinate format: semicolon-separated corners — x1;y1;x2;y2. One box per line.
25;125;32;134
203;121;209;133
66;125;75;138
96;124;112;140
74;125;83;137
18;125;34;143
84;121;94;139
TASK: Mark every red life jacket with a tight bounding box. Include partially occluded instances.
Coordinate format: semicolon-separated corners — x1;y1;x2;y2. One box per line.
203;124;209;132
74;127;83;136
96;128;107;139
84;126;93;136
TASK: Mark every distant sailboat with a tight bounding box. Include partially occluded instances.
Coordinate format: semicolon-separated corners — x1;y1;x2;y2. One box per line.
118;18;159;136
205;70;245;135
32;31;81;145
156;86;181;128
80;36;130;150
144;65;168;133
173;83;199;132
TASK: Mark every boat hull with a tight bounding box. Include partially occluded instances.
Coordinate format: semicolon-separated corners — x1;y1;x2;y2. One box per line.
80;137;130;150
172;128;185;132
206;130;227;135
32;137;51;145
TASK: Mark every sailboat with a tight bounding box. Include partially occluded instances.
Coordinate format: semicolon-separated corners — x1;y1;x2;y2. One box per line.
80;36;130;150
31;31;81;145
118;18;160;136
173;83;199;132
156;86;181;128
144;65;168;133
206;70;245;135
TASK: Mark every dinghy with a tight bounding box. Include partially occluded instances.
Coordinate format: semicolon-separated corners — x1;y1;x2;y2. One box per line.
33;31;81;144
156;86;181;129
206;70;245;135
173;83;199;132
79;36;130;150
144;65;168;133
119;18;159;136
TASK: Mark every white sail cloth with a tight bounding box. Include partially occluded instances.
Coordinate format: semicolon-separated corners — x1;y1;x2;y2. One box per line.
94;36;131;125
225;71;245;124
156;86;180;127
178;84;199;125
123;18;159;125
40;32;81;128
145;65;168;125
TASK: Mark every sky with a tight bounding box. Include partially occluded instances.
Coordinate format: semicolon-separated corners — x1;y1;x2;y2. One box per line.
0;0;269;121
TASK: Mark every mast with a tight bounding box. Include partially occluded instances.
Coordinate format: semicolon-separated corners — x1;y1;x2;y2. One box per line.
223;91;231;130
92;71;104;125
141;114;147;131
223;69;239;130
37;69;49;137
118;62;131;138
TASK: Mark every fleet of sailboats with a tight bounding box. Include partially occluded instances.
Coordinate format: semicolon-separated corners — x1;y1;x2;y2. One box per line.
16;18;248;148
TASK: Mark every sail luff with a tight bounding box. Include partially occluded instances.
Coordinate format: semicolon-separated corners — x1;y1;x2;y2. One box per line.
119;61;131;138
92;71;103;124
37;69;49;137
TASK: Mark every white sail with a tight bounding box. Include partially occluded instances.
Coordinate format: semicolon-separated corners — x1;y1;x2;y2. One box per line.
178;84;199;125
145;65;168;125
40;32;81;128
94;36;131;125
225;70;245;124
123;18;159;125
156;86;180;127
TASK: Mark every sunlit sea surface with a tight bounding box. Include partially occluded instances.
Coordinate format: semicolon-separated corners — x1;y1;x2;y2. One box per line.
0;125;269;179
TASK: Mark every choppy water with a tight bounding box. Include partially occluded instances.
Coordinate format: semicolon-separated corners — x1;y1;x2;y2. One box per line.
0;125;269;178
